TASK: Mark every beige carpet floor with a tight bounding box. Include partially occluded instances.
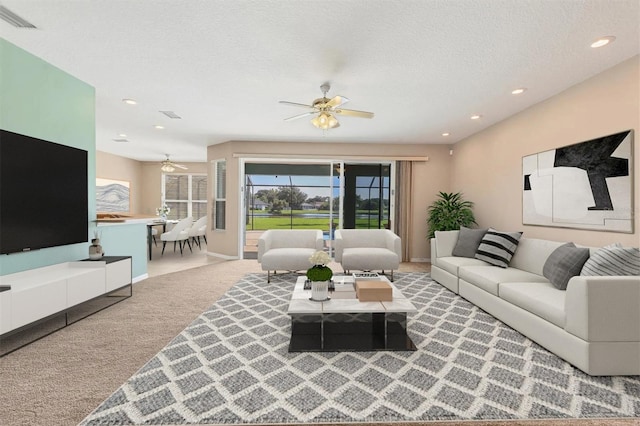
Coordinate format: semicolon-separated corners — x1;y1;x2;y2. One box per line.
0;260;636;426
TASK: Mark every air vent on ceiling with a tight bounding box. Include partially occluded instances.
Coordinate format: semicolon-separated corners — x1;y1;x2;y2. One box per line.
0;6;37;28
112;138;129;143
159;110;182;119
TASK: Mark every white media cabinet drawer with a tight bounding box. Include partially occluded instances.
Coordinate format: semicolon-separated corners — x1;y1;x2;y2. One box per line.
12;278;67;330
106;257;132;292
67;268;106;307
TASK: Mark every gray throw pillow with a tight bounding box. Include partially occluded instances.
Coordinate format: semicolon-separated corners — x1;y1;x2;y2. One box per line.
581;243;640;276
475;228;523;268
543;243;590;290
452;227;488;258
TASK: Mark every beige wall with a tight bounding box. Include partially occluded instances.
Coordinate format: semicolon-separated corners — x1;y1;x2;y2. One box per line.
96;151;143;214
97;151;208;217
207;141;451;260
451;55;639;247
138;161;208;216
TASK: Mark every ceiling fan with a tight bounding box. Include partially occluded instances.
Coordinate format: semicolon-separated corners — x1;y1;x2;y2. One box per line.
279;83;374;130
160;155;188;173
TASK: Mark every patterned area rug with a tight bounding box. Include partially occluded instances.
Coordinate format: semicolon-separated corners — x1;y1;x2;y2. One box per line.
80;272;640;425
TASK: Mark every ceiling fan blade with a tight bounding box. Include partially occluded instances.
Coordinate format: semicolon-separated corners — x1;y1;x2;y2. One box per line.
279;101;313;109
334;108;374;119
326;95;349;108
284;111;316;121
175;164;188;170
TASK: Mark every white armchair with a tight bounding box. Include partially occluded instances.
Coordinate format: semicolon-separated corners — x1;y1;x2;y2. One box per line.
334;229;401;281
188;216;207;248
258;230;325;282
160;216;193;255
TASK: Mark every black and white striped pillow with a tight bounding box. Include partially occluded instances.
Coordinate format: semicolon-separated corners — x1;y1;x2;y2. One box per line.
580;243;640;276
475;228;523;268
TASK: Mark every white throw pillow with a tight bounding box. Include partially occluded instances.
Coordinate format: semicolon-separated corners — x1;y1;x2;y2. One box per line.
580;243;640;276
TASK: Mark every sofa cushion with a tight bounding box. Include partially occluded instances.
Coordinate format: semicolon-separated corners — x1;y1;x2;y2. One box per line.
437;256;488;276
268;230;322;249
338;229;389;247
452;227;488;258
475;229;523;268
581;243;640;276
543;243;591;290
459;265;549;296
500;282;566;328
510;238;567;276
433;230;460;258
342;247;400;270
261;248;317;271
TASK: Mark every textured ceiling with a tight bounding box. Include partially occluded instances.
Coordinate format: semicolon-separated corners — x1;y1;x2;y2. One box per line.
0;0;638;162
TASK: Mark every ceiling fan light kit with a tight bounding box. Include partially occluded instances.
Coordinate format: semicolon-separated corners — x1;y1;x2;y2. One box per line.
311;112;339;130
280;83;373;131
161;154;187;173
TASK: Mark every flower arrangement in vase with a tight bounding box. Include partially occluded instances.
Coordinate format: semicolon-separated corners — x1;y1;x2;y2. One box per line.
155;204;170;221
307;250;333;301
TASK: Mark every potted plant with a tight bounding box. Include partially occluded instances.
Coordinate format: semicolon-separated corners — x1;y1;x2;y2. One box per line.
427;191;477;238
307;251;333;301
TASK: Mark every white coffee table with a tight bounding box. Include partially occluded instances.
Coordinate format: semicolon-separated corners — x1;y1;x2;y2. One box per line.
287;275;417;352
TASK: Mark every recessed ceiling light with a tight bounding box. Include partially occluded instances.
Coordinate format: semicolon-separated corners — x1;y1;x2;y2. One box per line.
591;36;616;48
470;114;482;120
122;98;137;105
118;133;127;138
511;88;527;95
442;132;450;137
154;125;165;130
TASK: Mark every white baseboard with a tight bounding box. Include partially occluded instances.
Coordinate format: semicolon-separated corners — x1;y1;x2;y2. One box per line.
133;273;148;284
206;251;239;260
410;258;430;263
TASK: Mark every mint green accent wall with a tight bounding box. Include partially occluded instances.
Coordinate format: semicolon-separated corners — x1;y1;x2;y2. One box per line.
0;38;147;278
97;224;148;279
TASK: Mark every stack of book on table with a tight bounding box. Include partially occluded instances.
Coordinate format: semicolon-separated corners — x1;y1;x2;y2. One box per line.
331;275;356;299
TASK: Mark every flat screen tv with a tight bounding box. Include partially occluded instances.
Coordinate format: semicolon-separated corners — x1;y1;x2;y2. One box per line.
0;129;88;254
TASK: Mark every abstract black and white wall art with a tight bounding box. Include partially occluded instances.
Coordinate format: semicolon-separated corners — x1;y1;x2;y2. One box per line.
523;130;633;233
96;178;130;213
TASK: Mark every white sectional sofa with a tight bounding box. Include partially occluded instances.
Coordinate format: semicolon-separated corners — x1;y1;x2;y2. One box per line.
431;230;640;376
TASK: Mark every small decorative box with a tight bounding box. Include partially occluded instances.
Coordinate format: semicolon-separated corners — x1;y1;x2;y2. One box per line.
355;280;392;301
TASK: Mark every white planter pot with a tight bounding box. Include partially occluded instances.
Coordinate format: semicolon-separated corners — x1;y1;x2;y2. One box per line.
310;281;329;301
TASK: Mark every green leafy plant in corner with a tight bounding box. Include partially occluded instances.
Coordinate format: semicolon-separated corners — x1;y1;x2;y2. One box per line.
427;191;477;239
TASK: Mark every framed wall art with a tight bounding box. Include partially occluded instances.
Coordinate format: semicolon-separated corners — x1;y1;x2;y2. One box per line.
96;178;131;213
522;130;633;233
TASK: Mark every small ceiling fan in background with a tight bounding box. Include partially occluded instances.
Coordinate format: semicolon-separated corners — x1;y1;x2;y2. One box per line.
160;154;188;173
279;83;374;130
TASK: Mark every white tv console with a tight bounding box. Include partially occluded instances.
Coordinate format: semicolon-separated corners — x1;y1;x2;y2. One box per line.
0;256;132;355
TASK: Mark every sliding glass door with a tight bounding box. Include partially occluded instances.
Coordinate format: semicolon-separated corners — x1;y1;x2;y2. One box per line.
243;162;339;258
342;163;391;229
241;160;392;259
